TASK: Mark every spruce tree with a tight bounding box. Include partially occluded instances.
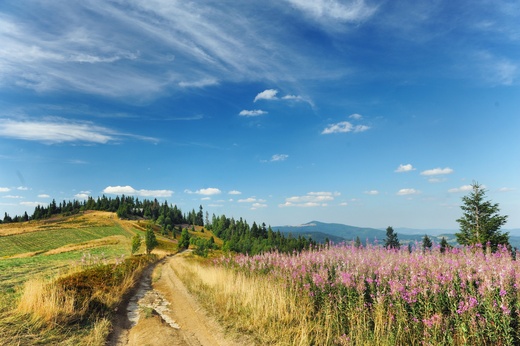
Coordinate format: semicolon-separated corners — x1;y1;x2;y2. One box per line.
384;226;400;249
455;182;508;251
422;234;432;251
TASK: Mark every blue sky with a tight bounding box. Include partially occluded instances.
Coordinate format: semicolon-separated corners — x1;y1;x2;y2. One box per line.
1;0;519;229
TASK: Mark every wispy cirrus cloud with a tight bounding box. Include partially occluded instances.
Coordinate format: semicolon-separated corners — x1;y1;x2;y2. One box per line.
0;117;158;144
270;154;289;162
103;185;173;197
284;0;378;25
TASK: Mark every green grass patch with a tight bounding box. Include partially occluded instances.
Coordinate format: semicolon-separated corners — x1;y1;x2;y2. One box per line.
0;244;130;296
0;226;129;257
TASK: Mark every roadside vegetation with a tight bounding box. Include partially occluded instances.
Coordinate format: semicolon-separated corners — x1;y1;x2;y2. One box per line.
0;181;511;345
0;212;161;345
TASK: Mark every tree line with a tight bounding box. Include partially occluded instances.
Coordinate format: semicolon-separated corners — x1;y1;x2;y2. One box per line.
1;181;509;253
1;194;315;256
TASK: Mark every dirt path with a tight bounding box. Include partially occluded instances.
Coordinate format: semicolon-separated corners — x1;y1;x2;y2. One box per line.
108;255;243;346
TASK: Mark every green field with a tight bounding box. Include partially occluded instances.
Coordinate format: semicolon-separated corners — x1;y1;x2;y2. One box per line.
0;225;130;258
0;222;135;299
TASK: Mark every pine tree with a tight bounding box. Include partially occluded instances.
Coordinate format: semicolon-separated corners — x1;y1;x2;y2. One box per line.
422;234;433;251
384;226;400;249
455;182;508;251
440;237;450;254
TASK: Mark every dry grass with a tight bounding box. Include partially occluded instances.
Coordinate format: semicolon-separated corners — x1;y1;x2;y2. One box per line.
172;254;314;345
17;278;79;325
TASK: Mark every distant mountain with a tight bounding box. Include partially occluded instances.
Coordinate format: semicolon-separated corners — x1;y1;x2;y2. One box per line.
274;221;459;246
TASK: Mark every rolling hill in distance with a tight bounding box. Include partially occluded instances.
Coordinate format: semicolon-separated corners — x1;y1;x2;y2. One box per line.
275;221;520;248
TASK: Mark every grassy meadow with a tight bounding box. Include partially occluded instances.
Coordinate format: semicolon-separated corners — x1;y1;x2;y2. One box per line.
175;243;520;345
0;211;159;345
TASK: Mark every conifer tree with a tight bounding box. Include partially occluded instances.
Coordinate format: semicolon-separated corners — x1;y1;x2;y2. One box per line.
455;182;508;251
422;234;433;251
384;226;400;249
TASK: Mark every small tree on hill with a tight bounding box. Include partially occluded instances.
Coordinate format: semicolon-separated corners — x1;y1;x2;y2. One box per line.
131;233;141;255
385;226;400;250
145;226;158;254
179;228;191;250
354;236;362;248
440;237;450;254
422;234;433;251
455;182;508;252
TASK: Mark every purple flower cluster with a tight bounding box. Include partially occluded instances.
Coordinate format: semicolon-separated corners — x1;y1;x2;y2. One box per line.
217;242;520;344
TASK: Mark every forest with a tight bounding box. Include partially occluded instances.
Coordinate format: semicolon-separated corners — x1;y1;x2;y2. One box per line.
1;195;316;256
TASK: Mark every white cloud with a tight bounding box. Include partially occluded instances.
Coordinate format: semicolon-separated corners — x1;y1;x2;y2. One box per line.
20;201;47;207
103;185;173;197
192;188;222;196
395;164;415;173
364;190;379;195
281;94;303;101
0;117;157;144
271;154;289;162
0;187;11;192
201;197;211;200
448;185;474;193
322;121;370;134
238;197;257;203
349;113;363;120
74;192;90;200
254;89;278;102
280;191;339;207
339;202;348;206
251;202;267;209
5;195;23;199
228;190;242;195
397;188;420;195
420;167;454;176
498;187;516;192
37;194;50;198
284;0;377;24
239;109;267;117
178;78;218;88
16;186;29;191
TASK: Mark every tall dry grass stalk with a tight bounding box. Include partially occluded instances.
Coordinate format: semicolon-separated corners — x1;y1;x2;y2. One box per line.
173;256;314;345
16;278;79;325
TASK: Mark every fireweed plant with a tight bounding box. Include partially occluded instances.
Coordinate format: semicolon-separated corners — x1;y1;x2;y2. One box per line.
218;242;519;345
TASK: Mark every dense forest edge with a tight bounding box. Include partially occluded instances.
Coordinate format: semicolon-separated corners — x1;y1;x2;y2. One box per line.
1;195;316;255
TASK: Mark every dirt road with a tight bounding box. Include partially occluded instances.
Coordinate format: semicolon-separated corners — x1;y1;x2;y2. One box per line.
108;255;243;346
